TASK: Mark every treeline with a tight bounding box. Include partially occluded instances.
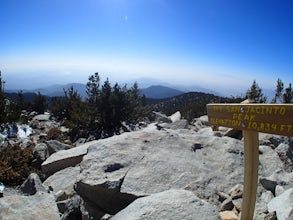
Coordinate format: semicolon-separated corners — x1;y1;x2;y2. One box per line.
0;72;152;141
51;73;151;141
1;69;292;136
244;79;292;103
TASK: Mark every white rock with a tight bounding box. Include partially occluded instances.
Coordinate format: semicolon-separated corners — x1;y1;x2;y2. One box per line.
169;111;181;122
77;128;245;212
43;166;81;196
259;145;284;177
111;189;221;220
0;192;60;220
275;185;285;197
33;114;51;121
267;188;293;220
255;190;274;214
42;140;98;176
196;127;214;136
0;182;5;193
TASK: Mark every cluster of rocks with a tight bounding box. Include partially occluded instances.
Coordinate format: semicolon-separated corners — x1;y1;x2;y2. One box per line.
0;112;69;148
0;112;292;219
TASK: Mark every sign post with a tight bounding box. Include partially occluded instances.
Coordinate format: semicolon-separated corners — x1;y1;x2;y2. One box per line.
207;104;293;220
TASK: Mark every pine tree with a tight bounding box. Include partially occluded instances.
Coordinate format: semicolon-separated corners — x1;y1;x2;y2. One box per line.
282;83;292;103
288;83;293;103
31;92;47;114
86;72;102;138
64;86;89;141
246;80;267;103
100;78;113;137
0;71;7;124
50;96;68;120
272;78;284;103
110;83;127;133
126;82;152;123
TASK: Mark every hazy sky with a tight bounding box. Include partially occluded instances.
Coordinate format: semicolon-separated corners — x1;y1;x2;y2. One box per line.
0;0;292;96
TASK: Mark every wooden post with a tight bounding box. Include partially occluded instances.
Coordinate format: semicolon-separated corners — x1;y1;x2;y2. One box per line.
241;130;259;220
207;103;293;219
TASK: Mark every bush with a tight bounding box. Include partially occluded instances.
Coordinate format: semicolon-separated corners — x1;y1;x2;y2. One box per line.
0;145;45;186
47;127;63;141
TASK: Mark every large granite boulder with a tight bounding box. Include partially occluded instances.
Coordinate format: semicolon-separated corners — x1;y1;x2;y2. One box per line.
0;191;60;220
32;114;51;121
42;141;99;176
169;111;181;122
153;111;172;123
46;140;71;155
111;189;221;220
75;126;245;214
43;166;81;197
73;123;291;218
258;145;284;177
158;119;189;130
191;115;210;131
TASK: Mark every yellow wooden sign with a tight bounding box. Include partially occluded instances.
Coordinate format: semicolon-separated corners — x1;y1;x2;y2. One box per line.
207;104;293;136
207;103;293;220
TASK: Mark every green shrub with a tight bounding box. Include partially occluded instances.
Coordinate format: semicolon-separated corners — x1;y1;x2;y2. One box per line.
0;145;45;186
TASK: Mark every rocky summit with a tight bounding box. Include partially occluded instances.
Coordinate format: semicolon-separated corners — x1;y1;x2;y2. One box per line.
0;112;292;220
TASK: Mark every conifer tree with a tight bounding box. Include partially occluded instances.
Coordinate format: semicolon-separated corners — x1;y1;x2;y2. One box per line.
50;96;67;120
64;86;84;122
86;72;102;138
64;86;89;141
0;71;6;124
272;78;284;103
110;83;127;133
31;92;47;114
282;83;292;103
126;82;151;123
289;83;293;103
246;80;267;103
100;78;113;137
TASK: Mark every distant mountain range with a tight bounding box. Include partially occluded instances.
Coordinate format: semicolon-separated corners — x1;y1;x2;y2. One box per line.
6;80;218;100
127;77;221;96
140;85;184;99
6;83;87;98
6;77;275;101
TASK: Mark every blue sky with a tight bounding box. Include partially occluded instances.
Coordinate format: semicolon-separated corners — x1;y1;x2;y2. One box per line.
0;0;292;96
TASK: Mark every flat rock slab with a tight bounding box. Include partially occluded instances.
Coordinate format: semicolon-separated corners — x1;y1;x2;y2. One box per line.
0;192;60;220
43;166;81;196
32;114;51;121
77;127;245;207
111;189;221;220
120;130;245;201
75;124;288;215
42;141;99;176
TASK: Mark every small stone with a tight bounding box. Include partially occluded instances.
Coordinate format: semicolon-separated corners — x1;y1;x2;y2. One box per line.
264;211;277;220
260;178;277;195
217;191;230;202
219;211;238;220
275;185;285;197
229;184;243;199
232;198;242;213
101;214;112;220
19;173;45;196
221;197;234;211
